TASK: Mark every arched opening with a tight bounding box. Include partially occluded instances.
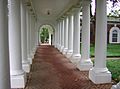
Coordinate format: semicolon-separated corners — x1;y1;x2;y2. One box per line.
38;24;55;45
109;26;120;43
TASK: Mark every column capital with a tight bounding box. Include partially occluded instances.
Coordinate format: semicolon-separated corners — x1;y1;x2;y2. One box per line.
72;7;81;14
66;12;73;16
82;0;91;5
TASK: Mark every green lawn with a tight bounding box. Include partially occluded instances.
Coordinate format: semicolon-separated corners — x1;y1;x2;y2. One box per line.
90;43;120;57
107;59;120;82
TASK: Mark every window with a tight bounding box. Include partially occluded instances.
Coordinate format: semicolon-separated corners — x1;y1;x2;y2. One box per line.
112;30;118;42
109;26;120;43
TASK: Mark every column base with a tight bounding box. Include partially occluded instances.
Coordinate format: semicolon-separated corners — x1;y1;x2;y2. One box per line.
30;53;35;59
56;44;60;50
63;48;68;55
77;59;93;71
89;67;111;84
11;73;27;88
28;57;32;64
60;46;64;53
66;50;73;58
111;82;120;89
70;54;81;65
54;44;57;48
58;44;61;51
22;62;31;73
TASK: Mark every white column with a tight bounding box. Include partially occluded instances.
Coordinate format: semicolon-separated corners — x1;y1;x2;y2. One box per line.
59;21;62;50
111;82;120;89
32;18;36;54
31;18;35;52
66;14;74;58
0;0;11;89
54;24;58;48
38;30;41;45
29;15;33;64
77;0;93;71
26;11;32;64
62;18;66;53
89;0;111;84
60;19;64;52
8;0;26;88
63;17;68;55
30;17;35;59
56;22;59;49
35;21;38;47
30;16;33;58
21;0;30;73
52;32;54;46
71;8;81;65
49;33;51;45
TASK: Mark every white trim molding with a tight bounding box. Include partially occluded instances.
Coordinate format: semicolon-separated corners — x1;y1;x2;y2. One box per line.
109;26;120;43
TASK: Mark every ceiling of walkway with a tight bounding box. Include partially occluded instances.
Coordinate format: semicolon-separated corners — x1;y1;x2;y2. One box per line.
30;0;79;23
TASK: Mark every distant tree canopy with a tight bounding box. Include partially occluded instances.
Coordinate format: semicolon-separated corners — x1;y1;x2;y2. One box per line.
108;0;120;17
108;9;120;17
40;28;49;43
90;0;120;18
109;0;119;6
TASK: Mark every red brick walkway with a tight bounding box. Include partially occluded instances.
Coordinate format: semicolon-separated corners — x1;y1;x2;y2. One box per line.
25;45;112;89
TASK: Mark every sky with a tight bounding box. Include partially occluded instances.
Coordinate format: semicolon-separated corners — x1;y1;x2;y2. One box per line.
91;0;120;15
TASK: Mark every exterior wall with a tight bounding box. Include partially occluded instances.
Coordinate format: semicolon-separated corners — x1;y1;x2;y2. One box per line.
90;20;120;43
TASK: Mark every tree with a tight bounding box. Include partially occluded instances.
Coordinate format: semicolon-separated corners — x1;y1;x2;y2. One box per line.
108;9;120;17
40;28;49;43
109;0;120;6
108;0;120;17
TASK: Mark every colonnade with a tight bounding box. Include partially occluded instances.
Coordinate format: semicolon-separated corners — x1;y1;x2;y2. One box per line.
54;0;111;84
0;0;38;88
0;0;114;88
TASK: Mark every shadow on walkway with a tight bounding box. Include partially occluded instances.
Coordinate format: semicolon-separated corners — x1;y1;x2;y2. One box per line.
25;45;112;89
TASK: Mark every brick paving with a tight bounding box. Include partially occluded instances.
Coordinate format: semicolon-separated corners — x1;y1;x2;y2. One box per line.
24;45;113;89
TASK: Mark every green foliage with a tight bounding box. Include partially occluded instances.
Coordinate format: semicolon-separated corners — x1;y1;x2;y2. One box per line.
108;9;120;17
90;44;95;57
107;44;120;57
40;28;49;43
90;43;120;57
107;59;120;82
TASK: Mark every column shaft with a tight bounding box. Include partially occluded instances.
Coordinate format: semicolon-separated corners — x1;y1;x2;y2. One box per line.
71;8;81;64
26;10;31;63
59;22;62;49
63;17;68;55
0;0;11;88
30;17;34;58
49;33;51;45
73;9;80;54
66;14;73;58
21;0;30;72
56;22;59;49
60;20;64;52
28;15;33;64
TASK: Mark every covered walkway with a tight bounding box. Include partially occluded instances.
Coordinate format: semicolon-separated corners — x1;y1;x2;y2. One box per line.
1;0;119;88
25;45;112;89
